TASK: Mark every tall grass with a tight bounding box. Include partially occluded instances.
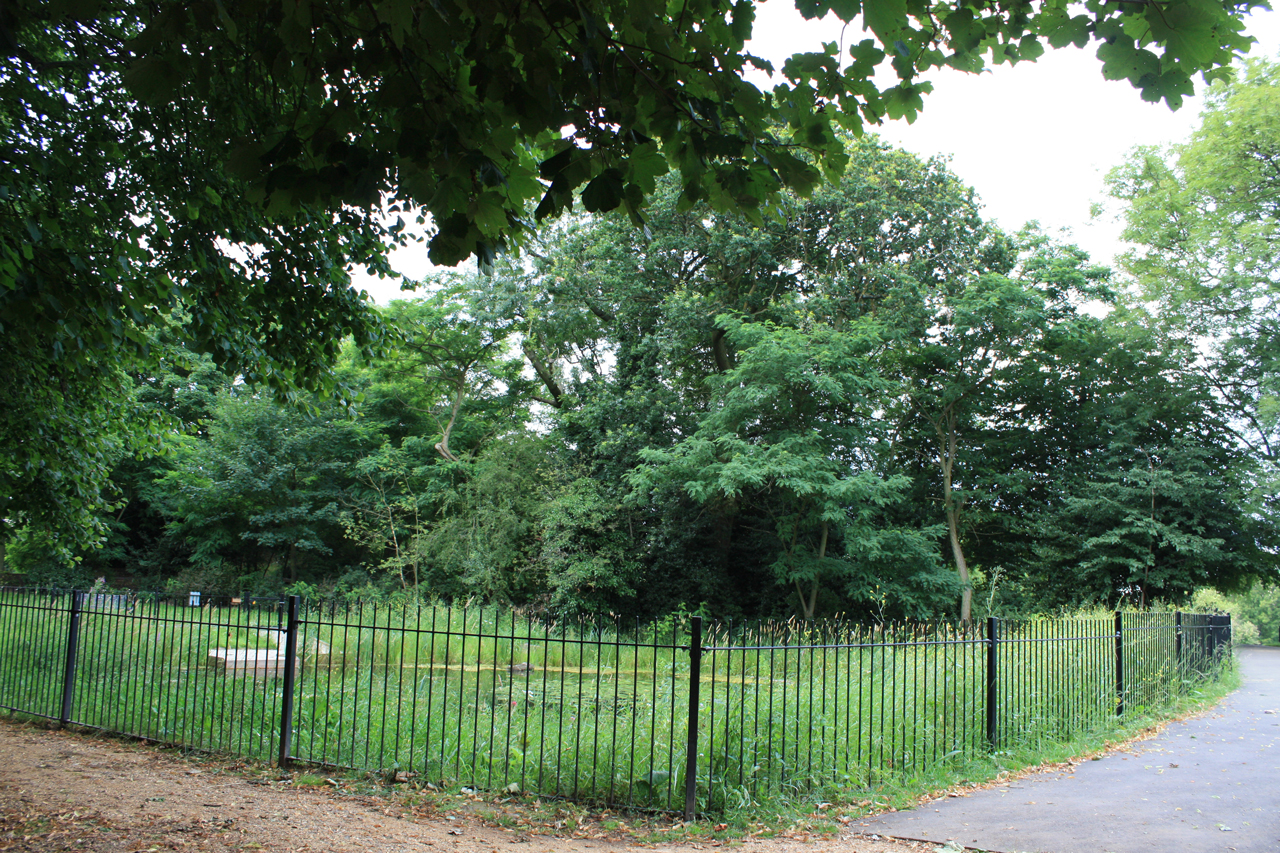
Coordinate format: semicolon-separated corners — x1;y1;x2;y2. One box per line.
0;589;1233;815
291;602;689;807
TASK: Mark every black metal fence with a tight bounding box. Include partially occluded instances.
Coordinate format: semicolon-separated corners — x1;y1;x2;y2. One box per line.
0;589;1233;817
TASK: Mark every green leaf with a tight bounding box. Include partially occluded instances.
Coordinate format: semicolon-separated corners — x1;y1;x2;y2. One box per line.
121;57;178;104
1018;35;1045;63
624;144;669;193
1145;0;1226;69
376;0;415;49
632;769;671;795
827;0;862;22
581;168;625;213
1042;12;1092;50
471;192;509;236
864;0;909;46
1097;41;1160;84
212;0;239;41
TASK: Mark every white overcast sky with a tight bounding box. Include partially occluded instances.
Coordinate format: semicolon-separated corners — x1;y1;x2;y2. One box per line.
358;4;1280;303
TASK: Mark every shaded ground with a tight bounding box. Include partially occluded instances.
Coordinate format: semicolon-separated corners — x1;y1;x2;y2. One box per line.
858;646;1280;853
0;719;930;853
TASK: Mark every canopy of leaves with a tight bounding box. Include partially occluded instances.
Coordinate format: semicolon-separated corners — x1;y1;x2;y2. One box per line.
6;38;1275;621
1;0;1265;551
153;389;375;584
78;0;1264;264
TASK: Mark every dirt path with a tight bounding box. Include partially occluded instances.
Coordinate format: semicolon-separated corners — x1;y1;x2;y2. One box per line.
0;719;932;853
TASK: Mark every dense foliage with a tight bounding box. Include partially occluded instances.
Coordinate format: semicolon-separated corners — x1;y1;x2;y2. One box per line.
1;0;1266;558
9;134;1275;619
5;0;1276;614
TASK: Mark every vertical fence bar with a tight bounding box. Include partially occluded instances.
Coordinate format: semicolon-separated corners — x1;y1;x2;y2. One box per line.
35;592;57;718
683;615;702;822
985;617;998;750
59;592;83;727
87;593;111;731
278;595;300;768
1114;611;1124;717
0;590;14;708
1175;611;1183;681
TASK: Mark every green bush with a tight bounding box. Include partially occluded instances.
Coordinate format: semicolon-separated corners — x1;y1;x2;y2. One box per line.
1193;585;1276;645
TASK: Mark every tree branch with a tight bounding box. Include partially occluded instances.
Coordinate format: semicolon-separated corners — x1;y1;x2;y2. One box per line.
434;381;465;462
522;341;564;408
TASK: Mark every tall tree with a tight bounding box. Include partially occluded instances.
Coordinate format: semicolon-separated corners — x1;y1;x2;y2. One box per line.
881;231;1112;620
2;4;394;554
1108;57;1280;469
629;315;951;619
341;293;541;596
153;390;374;589
509;139;1003;618
1014;314;1275;608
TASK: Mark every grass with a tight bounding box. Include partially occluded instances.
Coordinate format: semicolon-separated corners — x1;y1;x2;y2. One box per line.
0;589;1237;820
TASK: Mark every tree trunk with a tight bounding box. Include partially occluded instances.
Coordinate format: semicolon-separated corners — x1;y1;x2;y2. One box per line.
794;520;828;620
434;381;465;462
522;342;564;408
936;408;972;622
711;328;732;374
714;507;734;578
795;578;819;620
946;500;971;622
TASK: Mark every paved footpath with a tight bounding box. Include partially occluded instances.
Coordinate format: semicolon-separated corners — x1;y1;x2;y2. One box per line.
857;645;1280;853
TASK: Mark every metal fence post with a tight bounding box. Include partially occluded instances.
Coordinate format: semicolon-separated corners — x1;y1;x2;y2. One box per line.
1114;612;1124;717
985;616;999;750
683;615;702;822
278;595;300;768
1174;611;1183;677
1209;614;1231;661
59;591;83;727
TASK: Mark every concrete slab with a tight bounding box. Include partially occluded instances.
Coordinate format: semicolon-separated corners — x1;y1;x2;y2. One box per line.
856;645;1280;853
207;648;297;678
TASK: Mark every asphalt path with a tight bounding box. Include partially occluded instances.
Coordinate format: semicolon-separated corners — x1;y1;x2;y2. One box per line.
856;645;1280;853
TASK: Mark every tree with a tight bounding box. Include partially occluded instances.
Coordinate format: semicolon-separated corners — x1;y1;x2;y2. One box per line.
1108;57;1280;469
1016;335;1274;609
880;230;1112;620
341;293;542;597
33;0;1258;264
0;347;150;562
359;293;530;461
514;139;1001;618
153;389;374;590
1041;439;1265;607
629;316;952;619
2;5;395;554
1195;581;1280;644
